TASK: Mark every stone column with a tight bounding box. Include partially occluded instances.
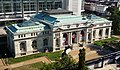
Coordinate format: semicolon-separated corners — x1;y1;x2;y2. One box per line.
53;33;56;52
102;28;106;39
77;31;80;44
68;32;72;45
95;29;100;41
60;32;63;50
91;29;94;43
85;29;88;44
26;40;32;54
108;27;111;38
14;41;21;57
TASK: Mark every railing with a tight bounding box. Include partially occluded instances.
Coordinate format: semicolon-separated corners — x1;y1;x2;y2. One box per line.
86;51;120;66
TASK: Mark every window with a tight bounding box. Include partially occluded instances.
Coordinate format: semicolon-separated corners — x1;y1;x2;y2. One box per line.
31;33;33;36
30;2;35;11
24;34;26;37
18;35;20;38
24;3;29;11
20;41;26;52
43;38;48;46
93;30;96;38
18;34;25;38
3;3;12;12
13;3;21;12
67;25;70;28
34;33;36;36
43;31;49;35
99;29;103;37
31;33;37;36
21;35;23;37
32;40;37;49
56;38;60;47
105;28;109;35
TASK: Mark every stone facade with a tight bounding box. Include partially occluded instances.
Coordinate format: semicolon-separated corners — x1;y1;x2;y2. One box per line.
5;12;112;58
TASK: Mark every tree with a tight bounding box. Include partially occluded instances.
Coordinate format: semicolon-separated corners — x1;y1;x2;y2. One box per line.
40;55;76;70
78;48;86;70
107;7;120;35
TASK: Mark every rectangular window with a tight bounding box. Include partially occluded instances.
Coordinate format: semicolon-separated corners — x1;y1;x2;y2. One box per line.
34;33;36;36
31;33;33;36
18;35;20;38
24;3;29;11
3;3;12;12
13;3;21;12
30;2;35;11
24;34;26;37
21;35;23;37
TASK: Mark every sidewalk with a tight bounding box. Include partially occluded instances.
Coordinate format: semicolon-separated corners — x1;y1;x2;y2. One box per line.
10;56;51;68
0;56;51;70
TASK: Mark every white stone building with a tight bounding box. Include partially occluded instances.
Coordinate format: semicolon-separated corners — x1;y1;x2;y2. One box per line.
5;10;112;57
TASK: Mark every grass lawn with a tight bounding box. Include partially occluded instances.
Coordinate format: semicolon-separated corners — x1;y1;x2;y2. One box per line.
12;62;44;70
8;51;62;64
94;36;120;47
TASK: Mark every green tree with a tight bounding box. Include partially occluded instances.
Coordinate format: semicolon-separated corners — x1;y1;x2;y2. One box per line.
40;55;76;70
108;7;120;34
78;48;86;70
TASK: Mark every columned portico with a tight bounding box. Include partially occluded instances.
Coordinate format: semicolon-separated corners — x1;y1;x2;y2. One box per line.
102;28;106;39
77;31;80;44
85;29;89;43
60;32;63;50
108;27;111;38
68;32;72;45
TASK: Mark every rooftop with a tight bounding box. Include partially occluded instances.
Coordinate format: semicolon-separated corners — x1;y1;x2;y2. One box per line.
6;12;111;34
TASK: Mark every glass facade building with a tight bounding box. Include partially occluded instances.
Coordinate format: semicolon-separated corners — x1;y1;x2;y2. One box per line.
0;0;62;19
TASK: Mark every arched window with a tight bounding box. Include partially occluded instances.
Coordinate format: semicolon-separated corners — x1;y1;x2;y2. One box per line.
88;33;91;41
32;40;37;49
80;30;85;42
72;32;77;43
63;33;68;45
106;28;109;35
43;38;48;46
99;29;103;37
93;30;96;38
56;38;60;47
20;41;26;51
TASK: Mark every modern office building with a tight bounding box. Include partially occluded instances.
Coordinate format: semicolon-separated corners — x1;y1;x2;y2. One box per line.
0;0;85;22
62;0;84;15
0;0;62;21
5;9;112;57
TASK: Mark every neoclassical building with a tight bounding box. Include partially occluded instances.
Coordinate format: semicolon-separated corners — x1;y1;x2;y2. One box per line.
5;10;112;57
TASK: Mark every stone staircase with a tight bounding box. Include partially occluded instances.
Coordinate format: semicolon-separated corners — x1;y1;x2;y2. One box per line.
0;58;12;70
69;46;100;62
